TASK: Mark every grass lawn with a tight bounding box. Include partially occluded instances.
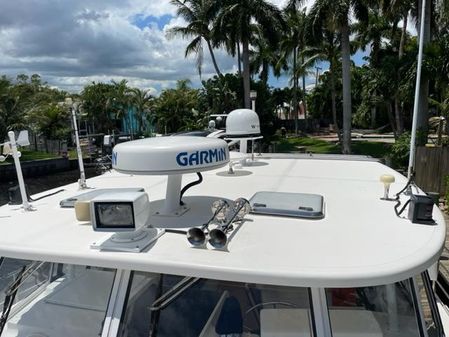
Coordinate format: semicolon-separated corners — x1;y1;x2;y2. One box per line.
274;136;391;159
0;150;59;165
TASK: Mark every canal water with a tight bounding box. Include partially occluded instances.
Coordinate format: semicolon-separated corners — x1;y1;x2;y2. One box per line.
0;168;99;206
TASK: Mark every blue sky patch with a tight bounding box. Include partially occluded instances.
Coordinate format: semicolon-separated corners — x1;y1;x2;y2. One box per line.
132;14;173;30
267;49;368;89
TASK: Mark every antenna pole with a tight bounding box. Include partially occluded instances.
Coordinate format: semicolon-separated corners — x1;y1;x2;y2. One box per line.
8;131;32;211
408;0;427;179
71;105;87;189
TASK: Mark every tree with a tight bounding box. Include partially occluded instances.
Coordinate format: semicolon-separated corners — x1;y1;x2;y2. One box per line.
381;0;415;135
26;103;69;152
110;80;134;137
353;6;392;130
308;0;369;153
0;76;23;142
130;88;153;135
199;74;241;115
152;80;203;133
81;82;116;134
303;29;342;142
0;74;65;144
278;5;308;134
249;27;279;85
216;0;285;108
168;0;222;78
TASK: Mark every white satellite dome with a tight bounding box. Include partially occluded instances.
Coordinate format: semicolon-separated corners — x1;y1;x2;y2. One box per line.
226;109;261;138
112;136;229;175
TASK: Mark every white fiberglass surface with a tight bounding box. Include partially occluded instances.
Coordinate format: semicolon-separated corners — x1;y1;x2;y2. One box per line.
0;157;445;287
0;259;116;337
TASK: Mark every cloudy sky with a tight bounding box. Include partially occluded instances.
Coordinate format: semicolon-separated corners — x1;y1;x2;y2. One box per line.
0;0;364;95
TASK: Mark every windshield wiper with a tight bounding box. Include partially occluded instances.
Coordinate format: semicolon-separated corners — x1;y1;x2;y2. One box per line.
150;276;200;311
0;261;45;334
148;276;201;337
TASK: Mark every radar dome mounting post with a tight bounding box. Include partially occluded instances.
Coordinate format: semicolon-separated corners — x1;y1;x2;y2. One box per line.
112;136;229;216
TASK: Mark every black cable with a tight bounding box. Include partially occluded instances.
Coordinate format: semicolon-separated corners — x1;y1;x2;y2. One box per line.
165;229;187;235
394;176;415;201
395;199;411;217
29;189;65;201
393;173;416;218
179;172;203;205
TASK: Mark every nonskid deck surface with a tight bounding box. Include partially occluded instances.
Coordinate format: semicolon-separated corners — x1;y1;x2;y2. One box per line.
0;155;445;287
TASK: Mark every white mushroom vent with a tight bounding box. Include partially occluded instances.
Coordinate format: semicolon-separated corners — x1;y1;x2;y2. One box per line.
226;109;261;137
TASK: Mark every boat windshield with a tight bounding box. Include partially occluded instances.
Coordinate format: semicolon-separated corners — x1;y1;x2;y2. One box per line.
119;272;432;337
118;271;314;337
0;258;51;307
326;280;422;337
0;257;116;337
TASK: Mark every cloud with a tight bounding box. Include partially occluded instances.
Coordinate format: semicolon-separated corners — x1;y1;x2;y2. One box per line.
0;1;326;94
0;0;244;93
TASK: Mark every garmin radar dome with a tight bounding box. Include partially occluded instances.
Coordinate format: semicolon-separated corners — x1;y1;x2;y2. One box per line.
226;108;261;138
112;136;229;175
112;136;230;216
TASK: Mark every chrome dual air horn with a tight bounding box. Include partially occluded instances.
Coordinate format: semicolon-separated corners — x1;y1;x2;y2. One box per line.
187;200;229;247
208;198;251;249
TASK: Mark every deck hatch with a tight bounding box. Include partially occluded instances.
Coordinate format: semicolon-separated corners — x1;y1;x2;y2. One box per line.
249;191;324;219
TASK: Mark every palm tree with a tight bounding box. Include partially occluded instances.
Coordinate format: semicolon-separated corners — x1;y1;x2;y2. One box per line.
168;0;222;78
130;88;153;135
249;26;280;84
308;0;369;153
26;103;69;152
152;80;200;133
302;29;342;142
81;82;116;134
212;13;242;76
382;0;414;135
353;6;392;130
277;5;308;134
216;0;285;108
111;80;134;137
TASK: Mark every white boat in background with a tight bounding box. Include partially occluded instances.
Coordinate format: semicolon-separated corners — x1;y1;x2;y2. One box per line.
0;108;447;337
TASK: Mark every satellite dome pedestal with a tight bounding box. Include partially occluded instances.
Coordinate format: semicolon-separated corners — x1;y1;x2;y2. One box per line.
112;136;229;216
160;174;185;215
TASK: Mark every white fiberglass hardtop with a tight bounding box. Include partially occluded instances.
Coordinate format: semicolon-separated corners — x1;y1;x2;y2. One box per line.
0;136;445;337
0;152;444;287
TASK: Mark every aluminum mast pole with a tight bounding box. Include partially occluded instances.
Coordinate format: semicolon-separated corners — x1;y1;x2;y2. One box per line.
8;131;32;211
407;0;427;179
70;103;87;189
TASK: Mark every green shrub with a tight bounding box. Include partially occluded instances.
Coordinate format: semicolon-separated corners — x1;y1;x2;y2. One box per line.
389;132;410;169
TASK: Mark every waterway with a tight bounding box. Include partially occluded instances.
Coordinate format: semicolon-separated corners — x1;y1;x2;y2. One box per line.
0;168;98;206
